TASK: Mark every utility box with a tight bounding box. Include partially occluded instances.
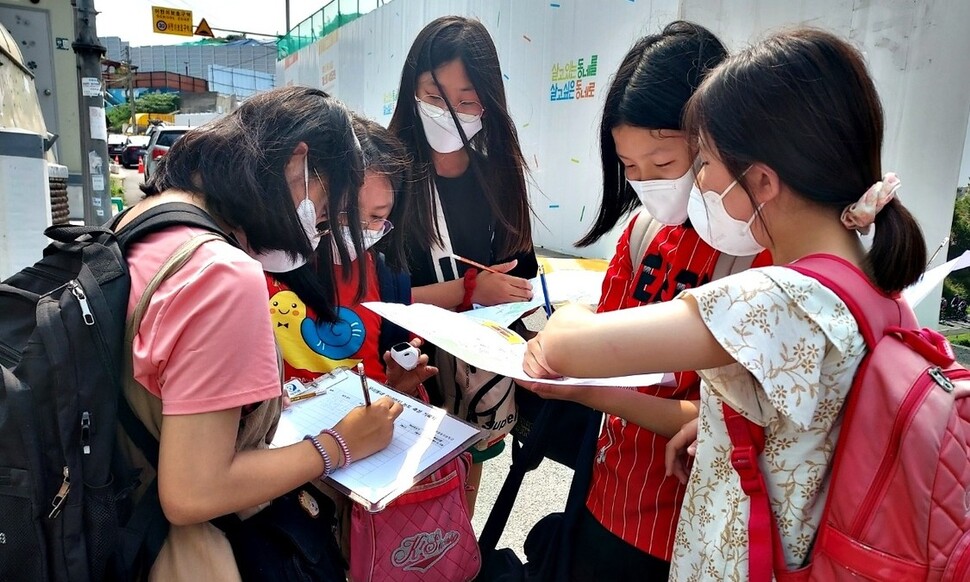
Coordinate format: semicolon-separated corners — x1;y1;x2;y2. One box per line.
0;128;50;280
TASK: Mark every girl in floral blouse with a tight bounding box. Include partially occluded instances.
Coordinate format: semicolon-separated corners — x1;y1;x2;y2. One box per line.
522;28;926;581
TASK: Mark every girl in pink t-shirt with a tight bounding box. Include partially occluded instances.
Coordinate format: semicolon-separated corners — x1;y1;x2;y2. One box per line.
118;86;402;579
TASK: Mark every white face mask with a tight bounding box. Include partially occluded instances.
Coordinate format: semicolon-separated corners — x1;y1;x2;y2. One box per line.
687;176;765;257
249;249;308;273
296;155;320;246
331;225;388;265
627;165;696;226
416;98;483;153
246;155;321;273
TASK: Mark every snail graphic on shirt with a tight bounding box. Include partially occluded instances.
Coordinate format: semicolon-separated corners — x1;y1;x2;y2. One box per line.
269;290;365;372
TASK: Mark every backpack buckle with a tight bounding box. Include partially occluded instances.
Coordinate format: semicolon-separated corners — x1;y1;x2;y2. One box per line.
730;445;765;495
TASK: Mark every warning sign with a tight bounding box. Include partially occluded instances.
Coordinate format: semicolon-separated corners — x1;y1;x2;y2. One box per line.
152;6;193;37
194;18;214;38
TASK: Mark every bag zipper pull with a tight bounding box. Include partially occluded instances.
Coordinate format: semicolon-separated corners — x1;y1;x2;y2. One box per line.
68;280;95;326
48;466;71;519
81;411;91;455
929;367;954;393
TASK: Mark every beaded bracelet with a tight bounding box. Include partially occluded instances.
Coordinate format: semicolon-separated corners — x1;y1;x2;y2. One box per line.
304;434;333;478
322;428;352;468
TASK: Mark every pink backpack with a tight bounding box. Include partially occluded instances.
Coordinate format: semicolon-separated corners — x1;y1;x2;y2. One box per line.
349;452;480;582
725;254;970;582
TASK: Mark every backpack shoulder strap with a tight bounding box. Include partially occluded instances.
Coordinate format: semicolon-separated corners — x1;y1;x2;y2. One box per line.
629;212;663;269
375;252;412;356
729;254;914;582
116;232;225;577
125;232;227;347
786;253;913;348
721;403;789;582
120;232;227;467
114;202;230;251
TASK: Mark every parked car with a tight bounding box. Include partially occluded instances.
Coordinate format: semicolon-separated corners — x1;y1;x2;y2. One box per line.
107;134;127;161
121;135;150;169
144;126;189;181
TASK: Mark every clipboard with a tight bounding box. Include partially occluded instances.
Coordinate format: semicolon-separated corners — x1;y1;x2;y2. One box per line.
271;368;484;512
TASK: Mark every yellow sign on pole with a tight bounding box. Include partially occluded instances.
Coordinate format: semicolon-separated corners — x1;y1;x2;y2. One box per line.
151;6;193;37
194;18;214;38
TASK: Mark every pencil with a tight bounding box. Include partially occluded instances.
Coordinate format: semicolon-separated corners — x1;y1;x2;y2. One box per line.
357;362;371;406
290;391;320;403
453;255;500;274
539;265;553;317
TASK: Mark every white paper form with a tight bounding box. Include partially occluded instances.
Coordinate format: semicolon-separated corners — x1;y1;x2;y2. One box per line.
363;301;664;387
465;280;544;327
464;270;608;327
271;369;482;511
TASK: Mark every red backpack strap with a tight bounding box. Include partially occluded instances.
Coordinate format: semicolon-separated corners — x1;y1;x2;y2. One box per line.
722;403;789;582
786;254;911;347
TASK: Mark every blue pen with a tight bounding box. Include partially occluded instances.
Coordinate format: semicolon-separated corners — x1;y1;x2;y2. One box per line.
539;265;553;317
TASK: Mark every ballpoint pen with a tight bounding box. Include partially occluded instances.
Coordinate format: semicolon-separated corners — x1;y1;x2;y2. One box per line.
539;265;553;317
357;362;371;406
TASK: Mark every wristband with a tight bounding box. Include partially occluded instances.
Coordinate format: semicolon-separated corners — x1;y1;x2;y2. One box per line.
322;428;352;467
458;267;478;312
304;434;333;478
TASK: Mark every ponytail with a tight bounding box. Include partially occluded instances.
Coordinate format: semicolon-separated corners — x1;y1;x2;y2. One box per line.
867;199;926;294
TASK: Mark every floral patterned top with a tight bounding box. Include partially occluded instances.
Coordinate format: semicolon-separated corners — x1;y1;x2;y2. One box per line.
669;267;865;582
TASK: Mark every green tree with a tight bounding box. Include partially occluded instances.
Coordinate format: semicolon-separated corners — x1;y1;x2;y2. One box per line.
105;92;181;132
944;181;970;302
135;92;180;113
106;104;131;132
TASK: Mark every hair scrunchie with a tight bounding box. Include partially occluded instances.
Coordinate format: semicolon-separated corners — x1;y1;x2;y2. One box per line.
840;172;901;235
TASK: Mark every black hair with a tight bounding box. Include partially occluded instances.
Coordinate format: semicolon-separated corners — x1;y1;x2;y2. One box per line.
684;28;926;293
274;116;412;319
387;15;532;267
578;21;727;246
353;115;410;269
145;86;366;321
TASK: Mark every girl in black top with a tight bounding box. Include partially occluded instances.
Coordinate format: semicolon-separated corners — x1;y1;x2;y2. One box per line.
388;16;538;514
388;15;537;309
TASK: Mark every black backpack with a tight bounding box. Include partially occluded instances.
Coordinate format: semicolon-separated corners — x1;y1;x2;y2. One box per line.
0;203;226;581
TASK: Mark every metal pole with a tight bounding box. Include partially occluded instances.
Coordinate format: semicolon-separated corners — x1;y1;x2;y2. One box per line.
126;46;136;134
285;0;291;34
72;0;112;226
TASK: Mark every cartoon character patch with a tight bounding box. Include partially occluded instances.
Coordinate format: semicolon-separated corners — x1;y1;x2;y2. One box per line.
269;290;364;373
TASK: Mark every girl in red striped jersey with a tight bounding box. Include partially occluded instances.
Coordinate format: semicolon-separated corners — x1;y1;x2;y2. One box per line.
524;22;768;580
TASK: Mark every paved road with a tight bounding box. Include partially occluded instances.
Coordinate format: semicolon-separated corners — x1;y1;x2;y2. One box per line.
112;166;144;208
472;441;575;561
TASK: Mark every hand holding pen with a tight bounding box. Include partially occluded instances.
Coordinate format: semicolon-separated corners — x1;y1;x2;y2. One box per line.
357;362;371;406
452;255;533;305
